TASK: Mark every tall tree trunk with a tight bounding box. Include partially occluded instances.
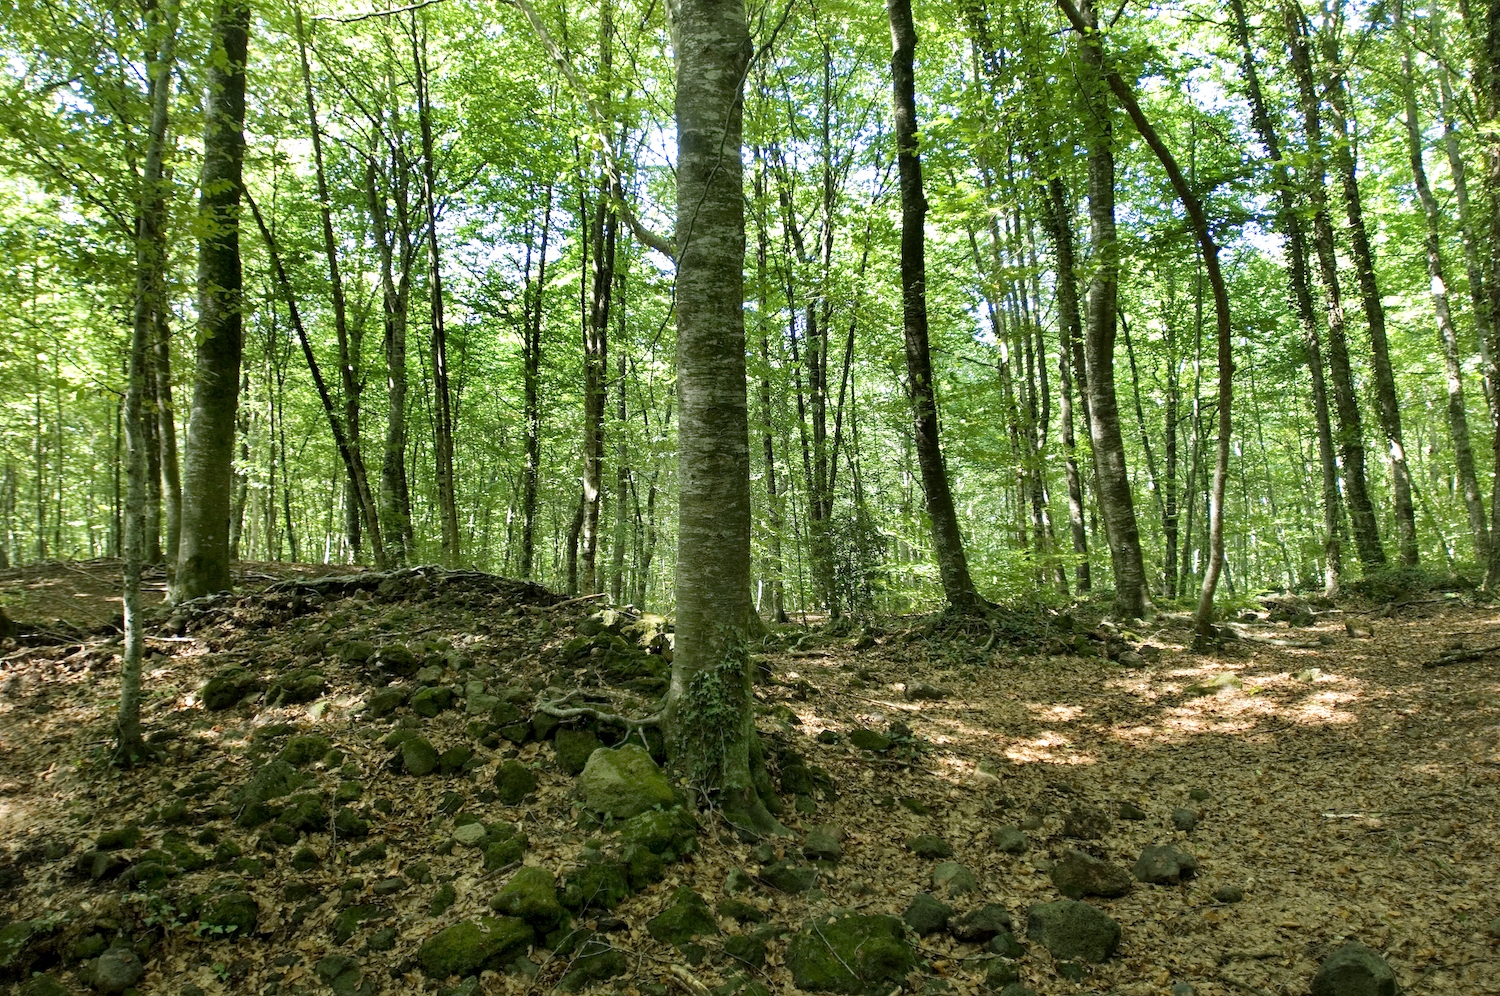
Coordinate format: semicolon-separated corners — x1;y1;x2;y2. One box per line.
581;174;617;595
1284;2;1386;568
1319;10;1420;565
143;348;163;564
1040;177;1091;592
521;187;553;579
119;0;179;762
888;0;978;612
228;370;251;559
412;19;459;566
1481;0;1500;588
753;153;788;621
154;284;182;565
1230;0;1342;594
1058;0;1235;636
611;262;630;604
173;0;248;603
1396;0;1489;561
293;3;386;567
663;0;778;833
1074;0;1149;618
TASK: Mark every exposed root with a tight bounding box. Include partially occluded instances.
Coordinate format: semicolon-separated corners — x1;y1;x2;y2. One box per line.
534;689;662;728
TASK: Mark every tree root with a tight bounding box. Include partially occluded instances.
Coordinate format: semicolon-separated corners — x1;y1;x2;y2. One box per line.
533;689;662;729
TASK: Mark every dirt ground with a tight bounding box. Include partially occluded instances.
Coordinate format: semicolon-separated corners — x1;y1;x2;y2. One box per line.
0;560;1497;996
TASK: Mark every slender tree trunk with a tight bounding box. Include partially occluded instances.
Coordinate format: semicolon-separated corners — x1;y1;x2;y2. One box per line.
753;153;788;622
173;0;248;603
412;20;459;566
1396;0;1489;561
228;370;251;559
1285;2;1386;568
521;187;552;579
1319;12;1419;565
581;173;617;595
154;286;182;565
611;262;630;604
1231;0;1342;594
1040;177;1091;591
1073;0;1149;617
889;0;979;612
143;349;163;564
1480;0;1500;587
119;0;179;762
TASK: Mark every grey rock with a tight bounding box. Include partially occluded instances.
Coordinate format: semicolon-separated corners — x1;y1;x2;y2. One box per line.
1062;805;1111;840
1310;942;1399;996
903;893;953;936
1171;808;1199;832
1213;885;1245;903
1118;801;1147;821
1050;849;1133;899
490;866;565;932
577;744;675;818
907;835;953;860
1026;900;1120;963
949;904;1013;943
804;824;845;863
990;826;1028;854
1171;984;1196;996
1133;845;1198;885
93;947;145;994
905;681;950;701
988;931;1024;957
761;860;819;894
847;729;892;751
933;861;977;896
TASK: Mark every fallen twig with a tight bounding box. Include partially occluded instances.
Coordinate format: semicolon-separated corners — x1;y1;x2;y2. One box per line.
667;965;712;996
1423;643;1500;668
1216;972;1277;996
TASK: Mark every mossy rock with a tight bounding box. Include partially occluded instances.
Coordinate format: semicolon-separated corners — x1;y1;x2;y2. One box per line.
646;889;719;946
331;904;383;945
493;760;538;804
786;914;916;994
0;921;42;978
366;686;408;718
482;833;528;871
401;737;439;776
374;644;420;676
235;759;312;806
200;892;259;937
559;857;632;912
201;666;264;710
555;935;627;992
489;866;566;932
277;735;333;767
96;826;142;851
278;794;329;834
553;727;603;776
1025;900;1119;963
622;843;665;889
266;669;327;706
338;640;376;663
618;807;698;859
440;745;474;776
416;916;533;978
411;686;455;718
577;744;674;818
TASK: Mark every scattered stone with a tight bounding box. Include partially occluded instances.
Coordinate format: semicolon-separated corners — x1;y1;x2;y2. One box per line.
453;823;489;848
1213;885;1245;904
201;666;264;710
1310;942;1399;996
949;904;1013;943
278;794;329;834
1118;800;1147;820
417;917;533;978
491;866;566;932
905;681;949;701
276;734;332;767
375;644;420;676
96;826;141;851
483;832;528;871
786;914;915;995
990;827;1028;854
19;974;70;996
760;860;819;894
907;835;953;860
1050;849;1132;899
1133;845;1198;885
619;807;698;859
1171;808;1199;832
847;729;892;751
266;668;327;705
559;857;631;912
647;889;719;946
1115;650;1145;668
1062;805;1111;840
334;807;370;838
401;737;439;776
804;824;845;863
332;905;382;945
372;876;405;896
410;686;454;718
932;861;977;896
553;728;603;776
201;892;259;937
0;921;39;976
724;867;754;894
1026;900;1120;963
93;946;145;994
984;959;1020;988
1488;916;1500;939
724;933;768;969
996;987;1037;996
903;893;953;936
817;730;840;744
1170;983;1195;996
494;760;538;804
988;931;1024;957
717;899;766;924
555;935;627;992
577;744;675;818
1188;787;1211;801
431;883;457;916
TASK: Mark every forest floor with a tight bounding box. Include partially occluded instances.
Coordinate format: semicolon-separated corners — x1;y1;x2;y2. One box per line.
0;560;1497;996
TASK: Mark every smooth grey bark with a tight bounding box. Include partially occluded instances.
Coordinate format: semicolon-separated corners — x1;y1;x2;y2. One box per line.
154;295;181;565
1074;0;1148;618
1319;11;1419;566
120;0;179;762
1230;0;1342;594
1481;0;1500;587
753;152;788;621
581;173;617;595
889;0;979;612
662;0;778;832
1396;0;1488;561
520;186;552;579
1284;2;1386;569
173;0;247;604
